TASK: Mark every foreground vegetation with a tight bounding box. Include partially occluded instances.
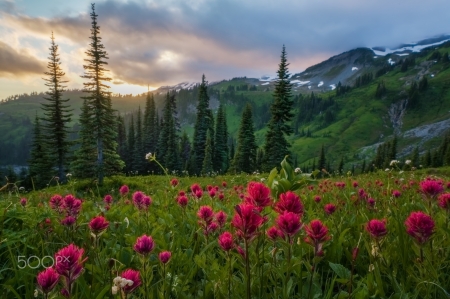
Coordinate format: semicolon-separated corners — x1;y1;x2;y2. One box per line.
1;163;450;298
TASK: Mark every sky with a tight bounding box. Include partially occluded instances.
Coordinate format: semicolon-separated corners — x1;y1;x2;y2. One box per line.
0;0;449;100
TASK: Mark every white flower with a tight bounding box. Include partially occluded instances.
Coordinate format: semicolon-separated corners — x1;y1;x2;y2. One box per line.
113;276;122;285
145;152;152;160
112;286;118;295
34;289;39;298
368;264;375;272
405;160;411;165
120;278;128;288
124;217;130;228
385;168;390;172
127;279;134;286
66;173;72;177
295;167;301;173
390;160;399;166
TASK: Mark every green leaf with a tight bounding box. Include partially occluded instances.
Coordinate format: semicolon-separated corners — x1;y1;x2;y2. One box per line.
329;262;351;280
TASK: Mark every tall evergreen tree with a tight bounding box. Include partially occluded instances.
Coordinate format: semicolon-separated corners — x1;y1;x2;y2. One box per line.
127;115;136;173
29;114;54;188
179;131;191;172
117;114;127;167
41;33;72;181
163;93;181;172
234;104;257;173
213;103;229;173
318;144;326;171
71;100;97;178
133;107;146;174
192;75;212;175
74;3;124;183
263;45;294;171
202;129;214;175
143;92;158;173
338;157;344;173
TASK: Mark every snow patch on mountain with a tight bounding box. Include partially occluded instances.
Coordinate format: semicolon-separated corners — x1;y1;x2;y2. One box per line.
291;80;310;86
330;84;336;90
372;38;450;56
352;67;358;71
318;81;324;87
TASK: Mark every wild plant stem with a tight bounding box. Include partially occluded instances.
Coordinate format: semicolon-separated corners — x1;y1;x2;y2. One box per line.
228;253;232;299
284;239;292;299
307;261;315;299
163;263;166;299
244;238;251;299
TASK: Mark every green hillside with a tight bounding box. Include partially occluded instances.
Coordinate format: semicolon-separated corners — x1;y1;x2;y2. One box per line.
1;43;450;170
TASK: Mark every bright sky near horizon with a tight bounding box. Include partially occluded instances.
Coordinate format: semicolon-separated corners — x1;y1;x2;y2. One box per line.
0;0;449;99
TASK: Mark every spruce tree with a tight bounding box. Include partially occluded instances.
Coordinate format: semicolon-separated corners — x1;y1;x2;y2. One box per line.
234;104;257;173
71;100;97;178
127;115;136;174
213;103;229;173
75;3;124;183
143;92;158;173
133;107;146;174
163;93;181;173
202;129;214;175
117;114;127;167
263;45;294;171
192;75;212;175
29;114;54;188
338;157;344;173
41;33;72;181
179;131;191;172
318;145;326;171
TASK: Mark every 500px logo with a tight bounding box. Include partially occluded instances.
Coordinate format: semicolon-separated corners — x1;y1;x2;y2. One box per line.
17;255;70;269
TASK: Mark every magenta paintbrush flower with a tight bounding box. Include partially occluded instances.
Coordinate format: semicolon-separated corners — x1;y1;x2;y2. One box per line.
133;235;155;256
36;267;60;294
266;226;284;241
197;205;214;224
50;194;64;213
274;191;304;215
304;219;331;256
420;178;444;199
324;203;336;215
170;178;179;187
103;194;113;205
218;231;234;251
244;182;272;210
159;251;172;264
61;216;76;227
62;194;82;217
366;219;388;239
438;193;450;210
177;195;188;208
88;216;109;235
276;212;302;239
231;203;264;242
121;269;142;294
54;244;87;295
119;185;129;196
405;211;435;245
215;211;227;228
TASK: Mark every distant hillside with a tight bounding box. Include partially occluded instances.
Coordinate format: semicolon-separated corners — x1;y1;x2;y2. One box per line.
1;36;450;171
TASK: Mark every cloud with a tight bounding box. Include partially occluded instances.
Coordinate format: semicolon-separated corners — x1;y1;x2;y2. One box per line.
0;41;46;77
3;0;450;90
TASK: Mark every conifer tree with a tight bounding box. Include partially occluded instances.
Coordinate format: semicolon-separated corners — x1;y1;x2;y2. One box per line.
229;138;235;162
202;129;214;175
143;92;158;173
179;131;191;172
41;33;72;181
411;146;420;167
133;106;146;174
117;115;127;166
361;160;366;173
29;114;54;188
74;3;124;183
157;93;180;173
192;75;212;175
71;100;97;178
213;103;229;173
338;157;344;173
127;115;136;173
318;145;326;171
263;45;294;171
234;104;257;173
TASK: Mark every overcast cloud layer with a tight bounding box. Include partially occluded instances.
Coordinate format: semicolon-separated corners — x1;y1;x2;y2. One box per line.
0;0;449;98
